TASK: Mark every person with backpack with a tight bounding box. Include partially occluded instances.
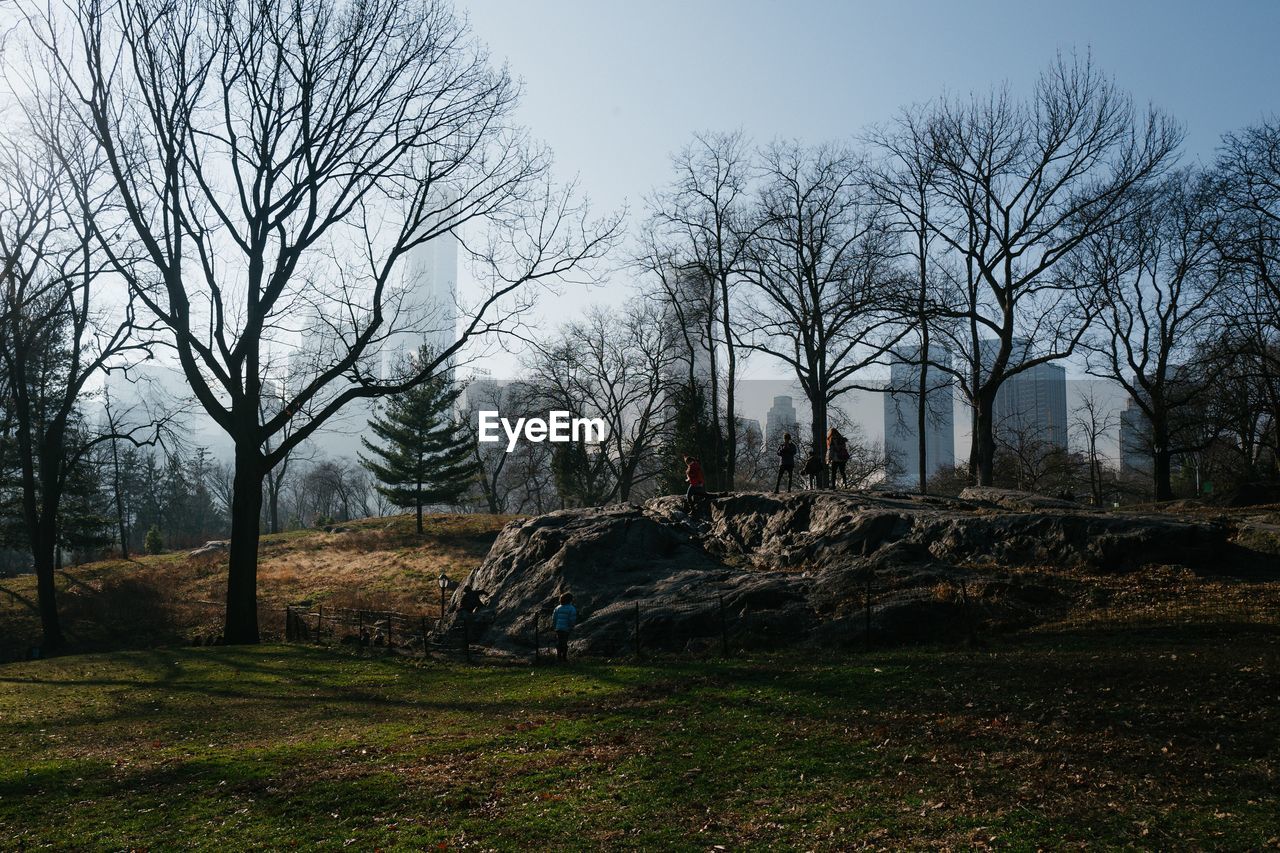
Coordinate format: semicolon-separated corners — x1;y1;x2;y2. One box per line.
827;427;851;488
682;454;706;512
801;450;823;489
552;592;578;663
774;432;798;492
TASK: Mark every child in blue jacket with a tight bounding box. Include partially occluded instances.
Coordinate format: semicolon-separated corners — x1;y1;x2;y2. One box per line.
551;593;577;662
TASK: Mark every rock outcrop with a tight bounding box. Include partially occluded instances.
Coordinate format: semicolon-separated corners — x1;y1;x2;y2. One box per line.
449;490;1250;656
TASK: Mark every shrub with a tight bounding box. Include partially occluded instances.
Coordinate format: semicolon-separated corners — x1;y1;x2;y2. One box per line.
144;524;164;555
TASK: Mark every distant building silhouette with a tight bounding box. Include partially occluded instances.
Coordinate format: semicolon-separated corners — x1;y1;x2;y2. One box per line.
980;338;1068;451
883;346;954;488
765;395;800;448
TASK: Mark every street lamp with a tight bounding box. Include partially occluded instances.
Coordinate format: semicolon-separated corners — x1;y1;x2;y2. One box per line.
437;571;449;625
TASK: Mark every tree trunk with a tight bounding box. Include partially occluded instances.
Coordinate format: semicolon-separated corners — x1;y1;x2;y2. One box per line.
917;333;930;494
110;438;129;559
720;274;737;491
269;482;281;535
1150;413;1174;502
33;524;64;652
974;392;997;487
810;397;827;489
224;445;265;644
416;500;424;535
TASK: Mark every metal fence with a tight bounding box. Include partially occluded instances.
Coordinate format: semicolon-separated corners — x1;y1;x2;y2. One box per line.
283;604;440;650
255;568;1280;665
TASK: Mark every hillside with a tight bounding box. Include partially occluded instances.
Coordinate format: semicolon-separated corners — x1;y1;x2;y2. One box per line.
0;513;516;657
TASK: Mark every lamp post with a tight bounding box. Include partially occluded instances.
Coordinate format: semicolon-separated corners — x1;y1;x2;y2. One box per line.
437;571;449;626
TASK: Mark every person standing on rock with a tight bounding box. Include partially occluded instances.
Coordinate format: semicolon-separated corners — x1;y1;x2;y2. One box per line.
827;427;850;488
774;432;798;492
552;592;578;663
683;454;707;512
801;450;823;489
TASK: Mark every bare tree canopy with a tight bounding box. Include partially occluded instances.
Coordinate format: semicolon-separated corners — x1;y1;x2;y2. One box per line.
30;0;619;642
1080;170;1223;500
0;109;164;650
924;54;1182;485
526;300;677;504
740;140;908;477
645;131;752;489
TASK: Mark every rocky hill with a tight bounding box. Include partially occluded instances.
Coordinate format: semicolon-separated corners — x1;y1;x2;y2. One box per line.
449;489;1273;655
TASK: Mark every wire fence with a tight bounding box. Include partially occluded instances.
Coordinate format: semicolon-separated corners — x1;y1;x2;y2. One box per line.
283;604;441;652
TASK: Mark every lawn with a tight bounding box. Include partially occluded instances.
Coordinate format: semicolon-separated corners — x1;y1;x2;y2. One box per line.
2;624;1277;850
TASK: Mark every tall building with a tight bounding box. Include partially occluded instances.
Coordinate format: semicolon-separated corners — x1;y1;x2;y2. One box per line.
382;229;459;380
979;338;1068;451
883;345;954;488
765;395;800;449
291;227;459;463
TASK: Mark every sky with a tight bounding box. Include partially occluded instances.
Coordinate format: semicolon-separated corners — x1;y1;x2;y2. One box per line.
458;0;1280;382
447;0;1280;455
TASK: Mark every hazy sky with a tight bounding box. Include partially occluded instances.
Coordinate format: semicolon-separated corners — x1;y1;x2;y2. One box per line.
459;0;1280;383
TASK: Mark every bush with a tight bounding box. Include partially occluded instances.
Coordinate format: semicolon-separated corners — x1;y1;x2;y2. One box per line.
144;524;164;555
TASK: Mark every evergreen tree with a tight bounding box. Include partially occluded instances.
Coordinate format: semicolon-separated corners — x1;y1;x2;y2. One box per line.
57;444;114;563
144;524;163;555
550;440;614;507
359;371;476;534
660;381;723;493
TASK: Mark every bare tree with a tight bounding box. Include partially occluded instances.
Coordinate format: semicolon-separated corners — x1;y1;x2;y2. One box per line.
526;300;677;503
1070;384;1117;506
866;106;950;493
647;131;752;488
0;114;159;650
1214;119;1280;468
39;0;618;642
740;141;909;483
1080;171;1224;500
925;55;1181;485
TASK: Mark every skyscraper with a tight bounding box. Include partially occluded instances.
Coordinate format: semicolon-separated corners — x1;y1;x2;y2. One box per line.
765;395;800;449
883;346;954;488
382;229;459;379
979;338;1068;451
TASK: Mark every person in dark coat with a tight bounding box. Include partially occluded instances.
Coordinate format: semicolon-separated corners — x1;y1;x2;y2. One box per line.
801;451;823;489
774;433;798;492
827;427;851;488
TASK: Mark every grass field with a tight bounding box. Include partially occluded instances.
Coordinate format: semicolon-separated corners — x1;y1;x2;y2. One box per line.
2;623;1277;850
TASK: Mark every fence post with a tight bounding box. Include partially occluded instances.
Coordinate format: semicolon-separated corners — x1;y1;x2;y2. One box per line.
386;613;393;650
718;593;729;658
317;605;324;643
960;579;976;646
864;570;872;652
634;602;641;661
420;616;429;653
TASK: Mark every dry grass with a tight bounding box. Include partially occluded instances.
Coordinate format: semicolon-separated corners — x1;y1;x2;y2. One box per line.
0;512;517;655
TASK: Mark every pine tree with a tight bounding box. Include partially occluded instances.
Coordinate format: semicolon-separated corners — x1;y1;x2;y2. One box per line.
360;371;476;534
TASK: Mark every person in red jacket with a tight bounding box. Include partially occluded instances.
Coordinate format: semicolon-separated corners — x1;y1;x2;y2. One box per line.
683;454;706;512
